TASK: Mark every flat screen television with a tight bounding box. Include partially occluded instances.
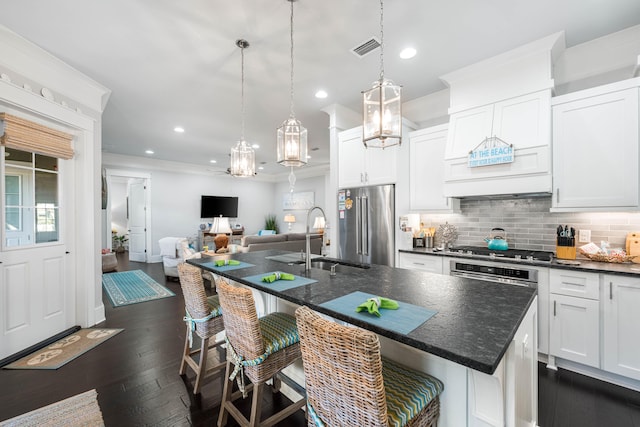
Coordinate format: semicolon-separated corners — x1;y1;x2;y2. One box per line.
200;195;238;218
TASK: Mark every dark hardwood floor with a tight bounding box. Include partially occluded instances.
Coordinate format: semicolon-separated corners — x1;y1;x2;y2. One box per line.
1;252;639;426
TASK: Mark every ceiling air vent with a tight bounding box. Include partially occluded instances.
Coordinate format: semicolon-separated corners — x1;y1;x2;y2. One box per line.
351;37;381;58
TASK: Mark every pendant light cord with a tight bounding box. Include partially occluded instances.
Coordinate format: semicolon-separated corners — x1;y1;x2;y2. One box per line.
241;44;246;141
379;0;385;83
289;0;295;118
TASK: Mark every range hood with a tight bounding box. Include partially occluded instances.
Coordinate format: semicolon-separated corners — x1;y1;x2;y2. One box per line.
440;32;564;198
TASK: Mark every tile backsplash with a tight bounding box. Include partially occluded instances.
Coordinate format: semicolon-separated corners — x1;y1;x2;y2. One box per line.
414;196;640;253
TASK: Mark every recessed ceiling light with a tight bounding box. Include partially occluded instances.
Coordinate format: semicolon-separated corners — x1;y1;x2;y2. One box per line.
209;160;217;164
174;126;185;133
315;90;328;99
145;150;154;154
252;143;260;149
399;47;417;59
258;166;264;170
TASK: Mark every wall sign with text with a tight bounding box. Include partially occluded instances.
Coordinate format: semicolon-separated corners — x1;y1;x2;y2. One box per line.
283;191;314;210
468;136;514;168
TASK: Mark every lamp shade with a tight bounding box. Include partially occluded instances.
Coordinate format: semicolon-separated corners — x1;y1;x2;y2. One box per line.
312;216;325;230
284;214;296;224
211;216;232;234
362;79;402;148
277;117;308;167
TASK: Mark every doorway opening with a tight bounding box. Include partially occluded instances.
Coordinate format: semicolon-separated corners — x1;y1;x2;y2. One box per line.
104;169;151;263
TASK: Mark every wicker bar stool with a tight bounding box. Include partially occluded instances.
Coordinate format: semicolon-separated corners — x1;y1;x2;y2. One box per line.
295;305;444;427
177;262;226;394
216;279;306;427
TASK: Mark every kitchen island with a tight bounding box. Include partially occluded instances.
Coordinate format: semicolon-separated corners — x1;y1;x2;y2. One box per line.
188;250;538;427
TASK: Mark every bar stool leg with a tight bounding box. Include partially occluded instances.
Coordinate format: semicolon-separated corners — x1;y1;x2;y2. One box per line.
217;361;234;427
193;337;209;394
179;325;190;376
248;382;265;427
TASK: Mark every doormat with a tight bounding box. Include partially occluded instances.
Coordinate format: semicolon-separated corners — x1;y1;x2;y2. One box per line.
0;389;104;426
102;269;175;307
3;329;123;370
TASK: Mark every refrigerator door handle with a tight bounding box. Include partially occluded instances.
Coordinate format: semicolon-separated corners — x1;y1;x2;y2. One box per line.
362;195;369;255
355;196;362;254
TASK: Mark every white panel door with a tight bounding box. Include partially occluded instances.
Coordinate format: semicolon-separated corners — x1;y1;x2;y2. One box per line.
549;294;599;368
603;275;640;381
0;244;70;359
127;179;146;262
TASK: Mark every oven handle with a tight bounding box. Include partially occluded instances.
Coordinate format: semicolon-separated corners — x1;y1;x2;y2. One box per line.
450;271;532;287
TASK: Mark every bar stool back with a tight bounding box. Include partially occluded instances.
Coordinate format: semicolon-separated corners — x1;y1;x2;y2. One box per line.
177;262;226;394
295;305;444;427
216;279;306;427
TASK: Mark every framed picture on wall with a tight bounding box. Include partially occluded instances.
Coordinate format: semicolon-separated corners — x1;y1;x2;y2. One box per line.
283;191;314;210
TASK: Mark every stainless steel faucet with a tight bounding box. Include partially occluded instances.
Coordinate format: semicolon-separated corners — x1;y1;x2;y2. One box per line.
305;206;326;271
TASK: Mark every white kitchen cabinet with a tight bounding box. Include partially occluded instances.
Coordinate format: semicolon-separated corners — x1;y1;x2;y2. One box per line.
549;269;600;368
443;90;552;197
409;125;460;212
398;252;443;274
551;79;640;211
603;274;640;381
338;126;397;188
549;293;600;368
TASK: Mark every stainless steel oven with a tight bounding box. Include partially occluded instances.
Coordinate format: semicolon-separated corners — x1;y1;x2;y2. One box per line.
449;259;538;288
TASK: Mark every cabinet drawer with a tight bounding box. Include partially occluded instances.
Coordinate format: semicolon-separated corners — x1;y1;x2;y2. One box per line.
550;269;600;300
398;253;443;274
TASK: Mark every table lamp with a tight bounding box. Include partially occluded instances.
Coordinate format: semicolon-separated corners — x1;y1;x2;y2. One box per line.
284;214;296;231
312;216;325;234
211;216;232;251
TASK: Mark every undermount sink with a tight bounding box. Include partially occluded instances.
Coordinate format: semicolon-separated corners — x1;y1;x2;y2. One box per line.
309;258;370;272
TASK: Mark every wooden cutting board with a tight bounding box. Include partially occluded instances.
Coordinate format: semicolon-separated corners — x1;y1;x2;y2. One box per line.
626;232;640;263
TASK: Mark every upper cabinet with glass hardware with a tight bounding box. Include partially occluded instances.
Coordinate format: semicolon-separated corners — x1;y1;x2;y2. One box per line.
551;78;640;211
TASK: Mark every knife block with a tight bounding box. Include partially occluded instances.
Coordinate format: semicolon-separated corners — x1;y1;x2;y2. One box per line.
556;245;576;260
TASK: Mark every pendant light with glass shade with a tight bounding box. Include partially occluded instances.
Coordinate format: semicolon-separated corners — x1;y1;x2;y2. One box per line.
362;0;402;149
277;0;308;192
229;39;256;177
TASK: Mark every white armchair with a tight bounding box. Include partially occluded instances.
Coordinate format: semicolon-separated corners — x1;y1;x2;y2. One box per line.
159;237;214;284
159;237;198;279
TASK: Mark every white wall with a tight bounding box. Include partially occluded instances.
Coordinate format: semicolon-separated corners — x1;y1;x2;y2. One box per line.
274;174;328;234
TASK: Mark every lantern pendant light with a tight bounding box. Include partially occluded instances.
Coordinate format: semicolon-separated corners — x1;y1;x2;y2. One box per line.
230;39;256;177
362;0;402;149
277;0;308;168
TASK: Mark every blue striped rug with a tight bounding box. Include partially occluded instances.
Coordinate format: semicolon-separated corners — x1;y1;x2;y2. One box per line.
102;270;175;307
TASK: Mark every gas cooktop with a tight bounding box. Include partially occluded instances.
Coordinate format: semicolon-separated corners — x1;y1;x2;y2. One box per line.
447;246;554;263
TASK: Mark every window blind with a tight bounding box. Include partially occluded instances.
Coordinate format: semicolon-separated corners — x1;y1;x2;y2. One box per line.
0;113;74;159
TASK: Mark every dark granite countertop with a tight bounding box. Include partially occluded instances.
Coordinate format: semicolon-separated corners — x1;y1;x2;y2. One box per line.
400;248;640;276
188;249;536;375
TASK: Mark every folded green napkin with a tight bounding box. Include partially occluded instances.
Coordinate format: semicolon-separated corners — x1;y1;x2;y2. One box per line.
356;297;399;317
214;259;240;267
262;272;295;283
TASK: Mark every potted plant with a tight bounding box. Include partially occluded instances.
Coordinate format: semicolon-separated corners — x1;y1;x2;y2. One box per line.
264;214;279;234
113;233;129;253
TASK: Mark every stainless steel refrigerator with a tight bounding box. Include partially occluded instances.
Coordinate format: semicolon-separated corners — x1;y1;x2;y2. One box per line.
337;184;395;267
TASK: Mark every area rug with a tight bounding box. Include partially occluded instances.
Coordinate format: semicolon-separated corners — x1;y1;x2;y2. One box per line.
3;329;123;370
0;389;104;426
102;269;175;307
